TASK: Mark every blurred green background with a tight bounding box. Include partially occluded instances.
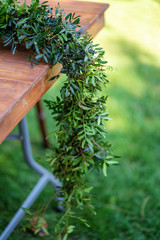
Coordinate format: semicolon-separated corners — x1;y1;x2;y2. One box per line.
0;0;160;239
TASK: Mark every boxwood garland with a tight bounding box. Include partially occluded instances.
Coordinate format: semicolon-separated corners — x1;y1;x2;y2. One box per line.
0;0;118;238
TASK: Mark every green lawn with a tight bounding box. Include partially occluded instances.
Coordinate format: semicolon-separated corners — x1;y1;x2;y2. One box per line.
0;0;160;239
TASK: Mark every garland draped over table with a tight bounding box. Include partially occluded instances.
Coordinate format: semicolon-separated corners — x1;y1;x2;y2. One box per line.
0;0;118;238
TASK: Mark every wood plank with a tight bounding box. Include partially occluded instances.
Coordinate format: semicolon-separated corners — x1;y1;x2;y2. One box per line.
0;61;62;142
0;80;30;101
0;61;41;82
0;0;109;144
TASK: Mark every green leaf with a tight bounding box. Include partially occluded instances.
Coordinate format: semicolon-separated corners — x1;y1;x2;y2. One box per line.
65;13;72;21
41;227;49;235
67;225;75;233
92;76;96;86
34;42;40;54
82;139;86;148
103;162;107;177
16;17;29;27
71;82;79;90
95;154;104;159
58;34;63;42
49;74;60;81
32;59;40;65
73;18;80;25
80;105;91;110
21;208;32;215
48;6;52;15
12;45;17;55
70;85;75;95
97;116;101;125
106;160;119;165
43;54;48;63
84;55;88;62
84;186;93;193
34;228;40;234
85;76;89;85
85;42;93;51
63;233;68;240
35;54;44;59
77;130;84;136
78;134;85;140
79;218;90;227
86;138;93;147
61;32;68;41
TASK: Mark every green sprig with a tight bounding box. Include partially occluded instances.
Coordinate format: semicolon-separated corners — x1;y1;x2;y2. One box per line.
0;0;118;239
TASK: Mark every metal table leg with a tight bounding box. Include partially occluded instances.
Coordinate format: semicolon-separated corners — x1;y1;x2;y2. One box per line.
0;117;61;240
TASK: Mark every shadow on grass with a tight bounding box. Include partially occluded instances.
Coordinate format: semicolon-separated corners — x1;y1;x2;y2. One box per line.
105;33;160;160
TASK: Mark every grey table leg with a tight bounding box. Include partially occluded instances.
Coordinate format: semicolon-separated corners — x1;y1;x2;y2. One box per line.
0;175;49;240
0;117;62;240
19;117;61;187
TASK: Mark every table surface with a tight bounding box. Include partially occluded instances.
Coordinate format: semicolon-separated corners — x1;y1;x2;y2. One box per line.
0;0;109;144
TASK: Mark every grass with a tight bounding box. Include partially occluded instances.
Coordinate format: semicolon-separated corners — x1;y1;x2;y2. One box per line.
0;0;160;239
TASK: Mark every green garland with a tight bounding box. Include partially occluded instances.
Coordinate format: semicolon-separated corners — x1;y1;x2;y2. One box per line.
0;0;118;238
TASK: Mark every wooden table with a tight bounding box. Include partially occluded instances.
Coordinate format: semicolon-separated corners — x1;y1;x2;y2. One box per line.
0;0;109;144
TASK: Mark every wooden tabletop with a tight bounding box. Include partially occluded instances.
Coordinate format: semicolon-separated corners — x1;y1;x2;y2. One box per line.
0;0;109;144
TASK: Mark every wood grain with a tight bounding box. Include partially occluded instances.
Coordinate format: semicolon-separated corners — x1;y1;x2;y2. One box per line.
0;0;109;144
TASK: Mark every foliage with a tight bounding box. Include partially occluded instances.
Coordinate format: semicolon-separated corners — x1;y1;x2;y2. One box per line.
0;0;116;238
1;0;160;239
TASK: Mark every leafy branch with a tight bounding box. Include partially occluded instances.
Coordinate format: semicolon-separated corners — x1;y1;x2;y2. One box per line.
0;0;118;239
